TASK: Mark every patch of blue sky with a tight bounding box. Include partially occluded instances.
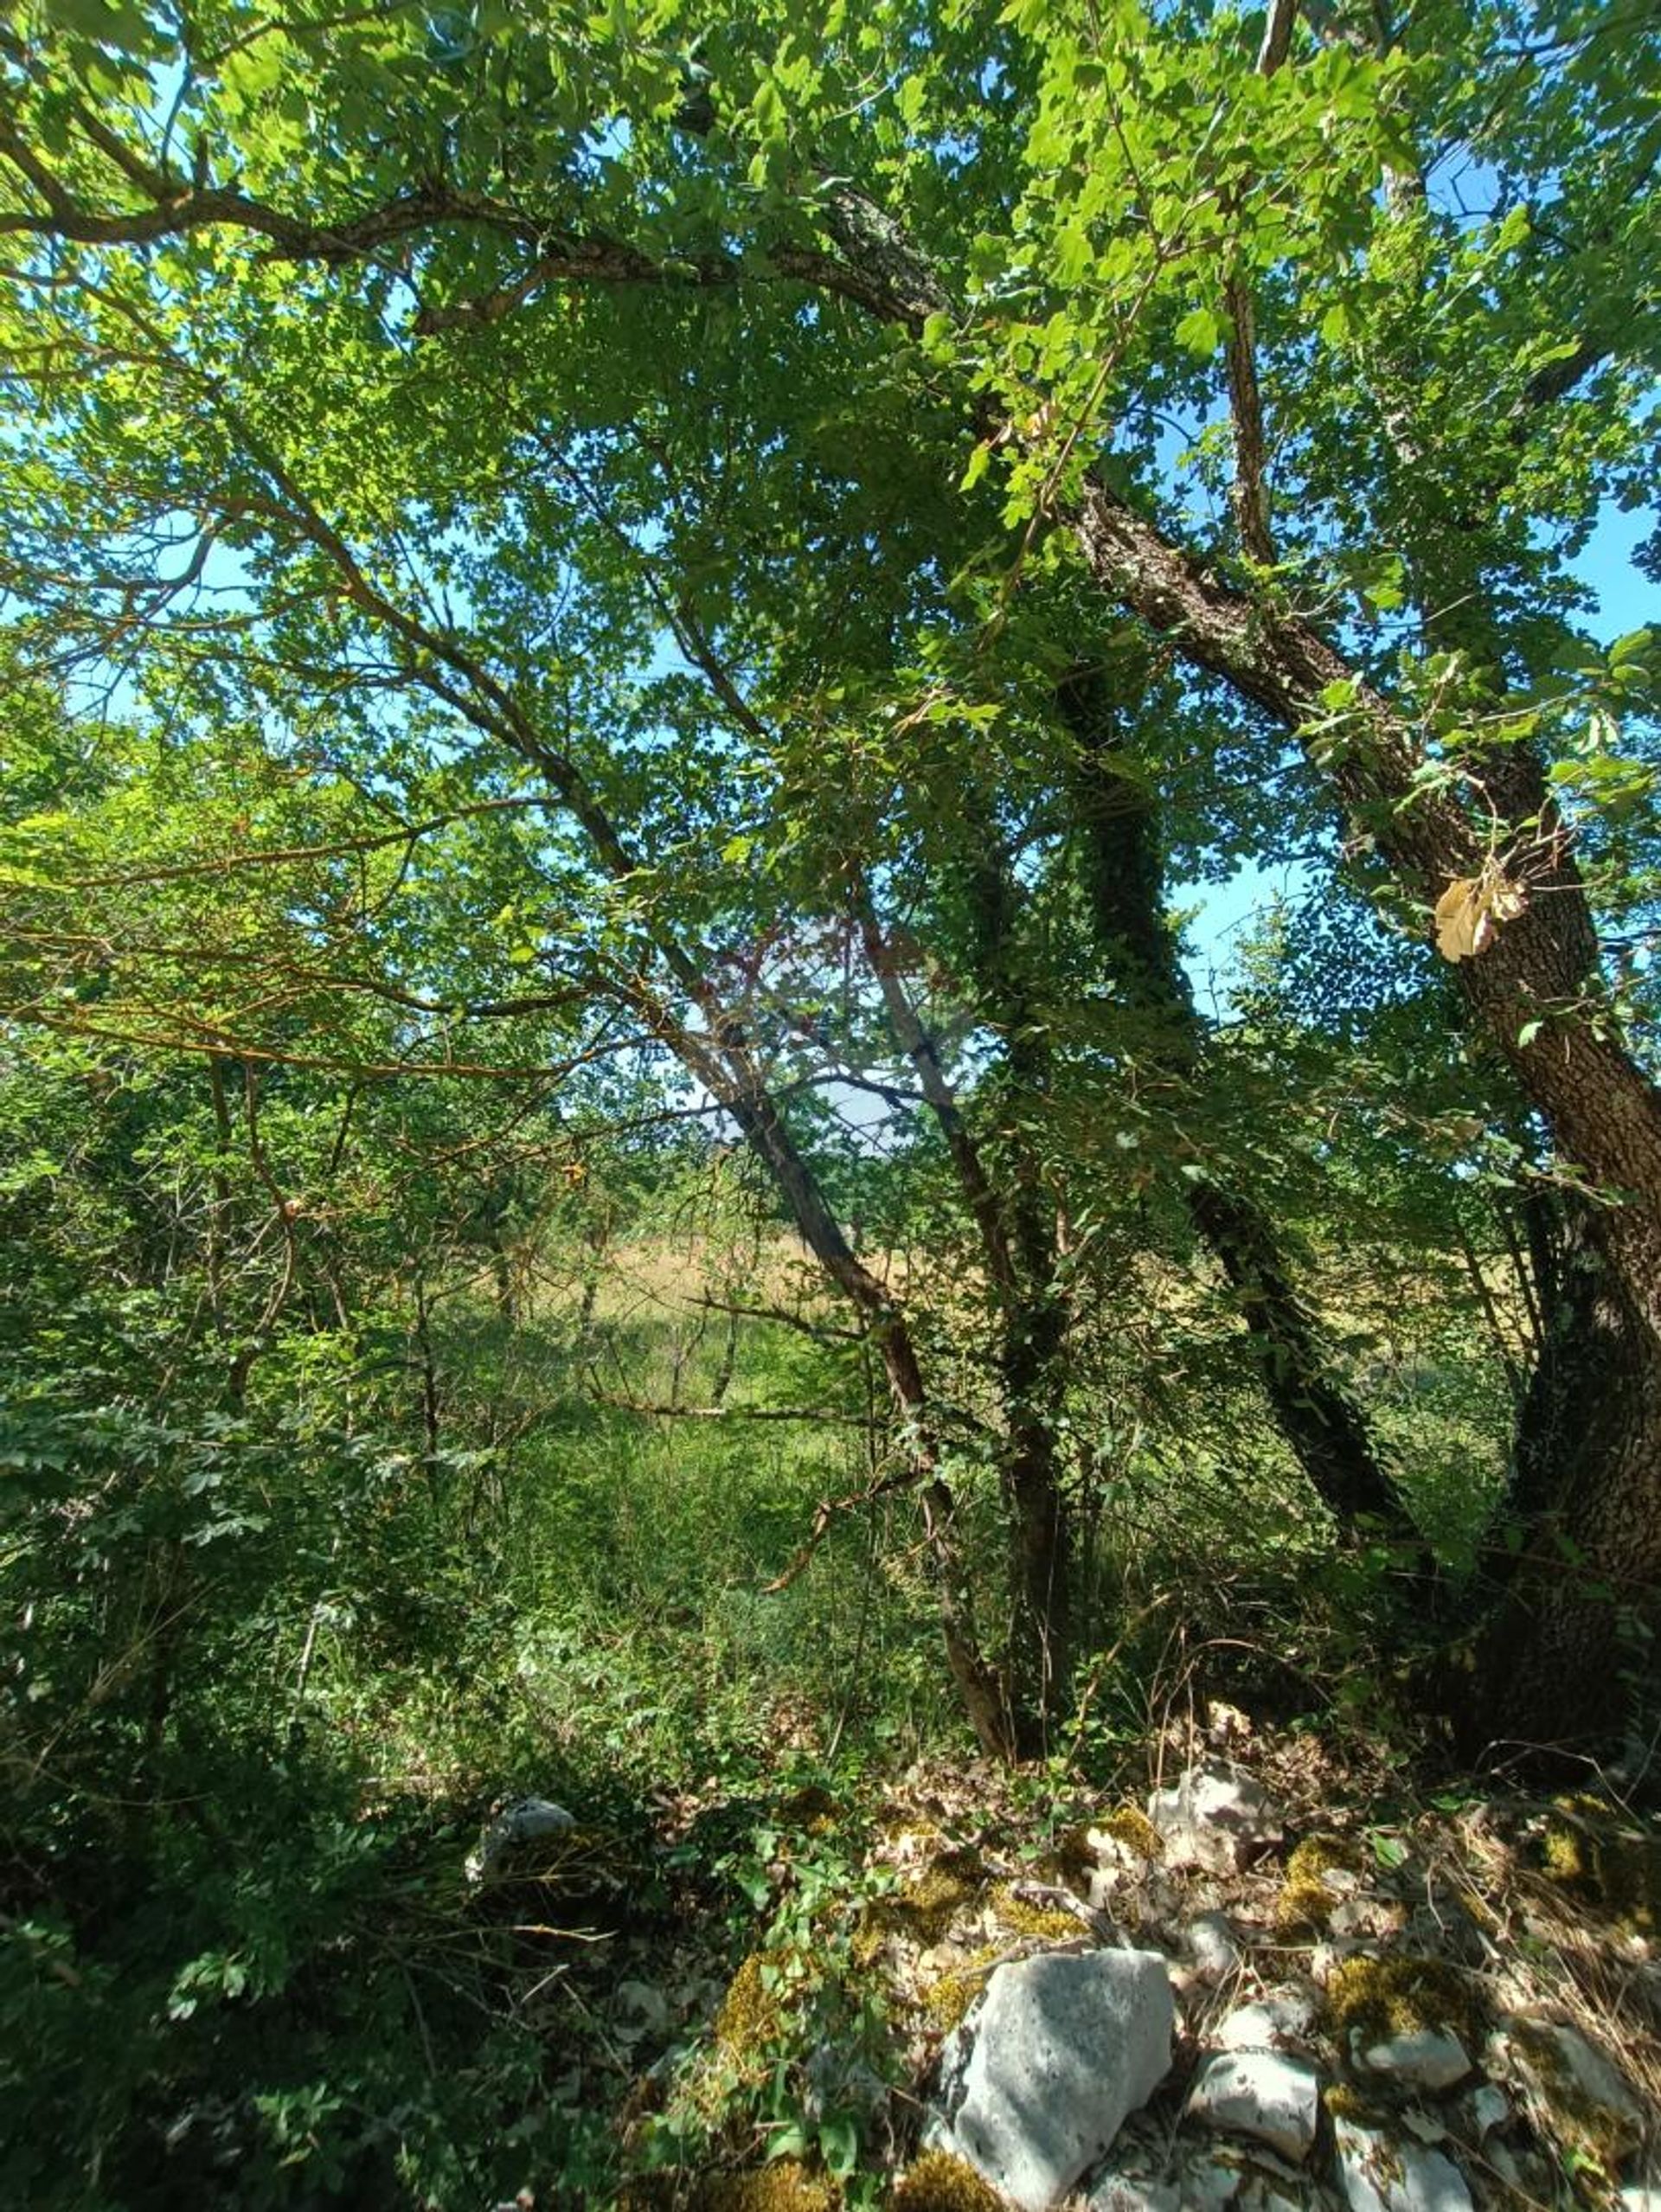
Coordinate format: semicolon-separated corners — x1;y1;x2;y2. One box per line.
1177;494;1658;1002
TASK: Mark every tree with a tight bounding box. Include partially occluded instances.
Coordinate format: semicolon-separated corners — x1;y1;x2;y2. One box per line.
2;0;1657;1752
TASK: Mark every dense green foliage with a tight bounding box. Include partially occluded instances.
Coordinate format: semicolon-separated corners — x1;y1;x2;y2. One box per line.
2;0;1659;2200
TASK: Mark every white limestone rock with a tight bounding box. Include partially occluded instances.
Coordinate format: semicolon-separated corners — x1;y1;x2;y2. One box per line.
1186;2049;1321;2164
1334;2119;1473;2212
1358;2028;1472;2092
1214;1987;1321;2055
465;1795;576;1881
1461;2083;1509;2140
1087;2177;1182;2212
930;1948;1175;2211
1147;1764;1282;1873
1187;1911;1243;1985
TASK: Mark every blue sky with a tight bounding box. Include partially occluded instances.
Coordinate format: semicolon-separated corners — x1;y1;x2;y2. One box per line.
1179;498;1658;1001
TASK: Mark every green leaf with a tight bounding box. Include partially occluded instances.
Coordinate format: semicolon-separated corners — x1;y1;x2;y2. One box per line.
1174;305;1222;358
959;440;995;490
818;2115;859;2177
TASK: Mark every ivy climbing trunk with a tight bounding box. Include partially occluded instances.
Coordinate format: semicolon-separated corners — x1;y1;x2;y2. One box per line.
1059;666;1421;1550
857;880;1067;1757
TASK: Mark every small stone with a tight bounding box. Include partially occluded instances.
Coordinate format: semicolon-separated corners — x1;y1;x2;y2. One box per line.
1187;1912;1242;1984
930;1948;1175;2210
1311;1938;1367;1984
1187;2049;1320;2163
1359;2028;1472;2091
1334;2120;1473;2212
1147;1765;1282;1873
1619;2189;1661;2210
1462;2084;1508;2140
465;1795;575;1880
1330;1895;1408;1940
1214;1987;1320;2054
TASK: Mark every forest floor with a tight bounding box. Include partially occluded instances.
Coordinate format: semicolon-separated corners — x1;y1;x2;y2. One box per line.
468;1701;1661;2210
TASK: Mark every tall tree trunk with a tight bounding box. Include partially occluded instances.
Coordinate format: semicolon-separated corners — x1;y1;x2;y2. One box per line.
960;848;1072;1754
856;886;1065;1754
1060;666;1421;1548
1454;1196;1661;1760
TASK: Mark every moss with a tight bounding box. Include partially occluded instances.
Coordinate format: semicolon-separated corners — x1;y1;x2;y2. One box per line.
715;1952;784;2056
863;1847;986;1952
693;2162;841;2210
1508;2019;1639;2173
780;1783;843;1837
1032;1823;1096;1890
1321;2082;1378;2125
1324;1953;1483;2051
850;1911;888;1970
1275;1833;1361;1933
922;1945;1003;2030
988;1885;1078;1941
1097;1805;1164;1862
889;2149;1005;2210
1539;1797;1661;1934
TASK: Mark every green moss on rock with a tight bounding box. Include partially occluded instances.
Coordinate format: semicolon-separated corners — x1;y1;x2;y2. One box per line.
1276;1834;1361;1933
1324;1953;1482;2050
861;1846;987;1954
922;1945;1003;2030
715;1952;784;2057
1097;1805;1164;1862
988;1885;1078;1941
1540;1797;1661;1933
889;2149;1005;2210
693;2161;841;2210
1507;2018;1642;2173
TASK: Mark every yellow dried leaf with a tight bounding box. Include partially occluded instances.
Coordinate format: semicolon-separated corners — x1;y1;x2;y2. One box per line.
1433;861;1528;961
1434;877;1482;960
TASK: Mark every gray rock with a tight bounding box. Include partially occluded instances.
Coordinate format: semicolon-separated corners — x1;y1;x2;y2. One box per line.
465;1795;575;1880
1619;2189;1661;2210
1185;2158;1247;2209
1358;2028;1472;2092
931;1948;1174;2210
1093;2153;1241;2210
1461;2083;1508;2140
1504;2018;1643;2155
1087;2178;1182;2212
1334;2120;1472;2212
1147;1764;1282;1873
1215;1987;1321;2054
1187;1911;1243;1984
1187;2049;1320;2163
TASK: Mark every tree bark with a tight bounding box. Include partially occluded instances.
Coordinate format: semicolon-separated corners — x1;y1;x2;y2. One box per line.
957;846;1072;1753
1060;666;1421;1547
1461;1198;1661;1761
856;885;1066;1754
